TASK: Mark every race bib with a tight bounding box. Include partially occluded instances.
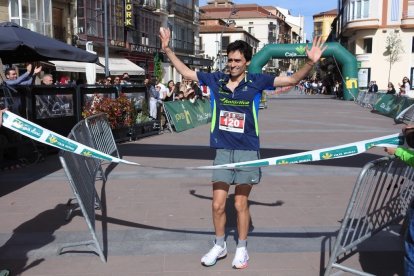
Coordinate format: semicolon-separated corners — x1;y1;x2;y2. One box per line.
219;110;245;133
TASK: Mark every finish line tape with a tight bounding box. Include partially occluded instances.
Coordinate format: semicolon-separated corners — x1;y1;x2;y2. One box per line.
2;111;139;166
1;111;404;170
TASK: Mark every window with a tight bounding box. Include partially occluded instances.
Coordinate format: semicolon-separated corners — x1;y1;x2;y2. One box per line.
221;36;230;50
347;0;370;21
412;37;414;53
9;0;52;36
363;38;372;53
391;0;399;21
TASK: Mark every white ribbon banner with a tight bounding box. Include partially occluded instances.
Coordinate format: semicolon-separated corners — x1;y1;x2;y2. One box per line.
1;111;404;170
2;111;139;166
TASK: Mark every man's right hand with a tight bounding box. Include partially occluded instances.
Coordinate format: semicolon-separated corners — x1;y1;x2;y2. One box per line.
159;27;171;52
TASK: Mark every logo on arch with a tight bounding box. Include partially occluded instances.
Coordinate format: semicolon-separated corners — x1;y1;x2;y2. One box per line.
295;45;306;55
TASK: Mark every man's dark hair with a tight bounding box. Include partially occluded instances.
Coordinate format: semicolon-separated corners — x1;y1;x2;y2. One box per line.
227;40;253;61
5;67;16;76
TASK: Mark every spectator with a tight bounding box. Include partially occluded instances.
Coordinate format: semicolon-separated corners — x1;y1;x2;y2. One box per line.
58;75;70;85
144;78;159;120
399;77;411;96
175;90;184;101
113;76;121;85
122;72;132;84
155;80;168;101
165;80;175;101
41;74;54;85
387;82;396;95
200;82;211;99
384;125;414;275
104;77;112;86
160;27;325;269
5;64;41;86
368;80;378;93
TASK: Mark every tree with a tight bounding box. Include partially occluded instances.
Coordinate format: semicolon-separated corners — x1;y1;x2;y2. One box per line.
384;31;404;83
154;53;163;82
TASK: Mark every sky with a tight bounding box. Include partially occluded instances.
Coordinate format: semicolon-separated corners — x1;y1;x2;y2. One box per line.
199;0;338;41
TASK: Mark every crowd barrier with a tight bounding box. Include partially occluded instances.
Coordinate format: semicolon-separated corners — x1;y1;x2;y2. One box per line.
58;133;106;262
395;104;414;124
325;156;414;275
163;99;211;132
356;91;414;121
58;114;120;262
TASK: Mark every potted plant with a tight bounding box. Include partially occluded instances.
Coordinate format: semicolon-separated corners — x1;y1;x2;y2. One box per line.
82;93;136;142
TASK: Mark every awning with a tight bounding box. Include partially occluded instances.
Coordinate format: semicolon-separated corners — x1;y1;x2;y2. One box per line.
50;57;145;75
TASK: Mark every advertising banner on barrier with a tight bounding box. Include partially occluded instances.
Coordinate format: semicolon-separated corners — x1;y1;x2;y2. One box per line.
164;99;211;132
374;94;414;118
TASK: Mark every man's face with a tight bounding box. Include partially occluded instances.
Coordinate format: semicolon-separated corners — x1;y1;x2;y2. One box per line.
42;76;53;85
227;50;249;78
6;70;17;80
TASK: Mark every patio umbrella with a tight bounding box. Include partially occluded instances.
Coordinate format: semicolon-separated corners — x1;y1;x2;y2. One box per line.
0;22;99;64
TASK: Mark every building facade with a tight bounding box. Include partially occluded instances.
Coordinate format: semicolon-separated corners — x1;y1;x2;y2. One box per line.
336;0;414;90
200;0;299;74
0;0;212;83
313;9;337;42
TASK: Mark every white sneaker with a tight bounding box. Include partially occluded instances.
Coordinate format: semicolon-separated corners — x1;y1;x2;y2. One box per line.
201;242;227;266
232;246;249;269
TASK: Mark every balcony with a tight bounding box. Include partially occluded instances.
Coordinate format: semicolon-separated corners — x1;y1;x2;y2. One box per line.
342;18;380;36
402;11;414;28
141;0;157;11
154;0;169;15
173;3;194;21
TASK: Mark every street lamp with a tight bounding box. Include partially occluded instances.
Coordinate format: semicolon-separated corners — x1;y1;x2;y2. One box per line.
103;0;109;77
217;6;238;71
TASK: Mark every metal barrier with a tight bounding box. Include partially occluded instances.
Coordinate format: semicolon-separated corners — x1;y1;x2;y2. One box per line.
361;93;381;109
324;156;414;275
395;104;414;124
355;91;366;106
84;113;120;160
58;133;106;262
64;113;119;218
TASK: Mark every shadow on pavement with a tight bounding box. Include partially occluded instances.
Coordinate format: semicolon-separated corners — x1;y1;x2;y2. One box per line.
0;204;70;275
0;154;62;197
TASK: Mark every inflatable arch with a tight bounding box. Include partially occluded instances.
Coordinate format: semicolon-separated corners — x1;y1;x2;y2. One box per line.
249;42;358;100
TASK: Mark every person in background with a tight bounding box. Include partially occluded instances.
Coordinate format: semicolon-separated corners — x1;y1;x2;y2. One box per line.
145;78;159;120
41;74;54;85
160;26;326;269
368;80;378;93
384;125;414;276
122;72;132;84
387;82;396;95
399;77;411;96
165;80;175;101
5;64;42;86
104;77;112;86
58;75;70;85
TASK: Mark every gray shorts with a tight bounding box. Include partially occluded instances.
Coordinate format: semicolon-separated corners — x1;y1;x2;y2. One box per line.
212;149;261;185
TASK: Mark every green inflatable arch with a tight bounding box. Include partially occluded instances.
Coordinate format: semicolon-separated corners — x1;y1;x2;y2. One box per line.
249;42;358;100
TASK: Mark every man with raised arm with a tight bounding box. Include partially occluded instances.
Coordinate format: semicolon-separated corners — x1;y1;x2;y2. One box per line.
159;27;326;269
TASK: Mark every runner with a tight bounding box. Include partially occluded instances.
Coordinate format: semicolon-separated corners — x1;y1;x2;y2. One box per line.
169;27;326;269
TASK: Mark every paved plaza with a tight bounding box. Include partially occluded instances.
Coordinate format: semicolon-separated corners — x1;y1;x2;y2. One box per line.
0;90;406;275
